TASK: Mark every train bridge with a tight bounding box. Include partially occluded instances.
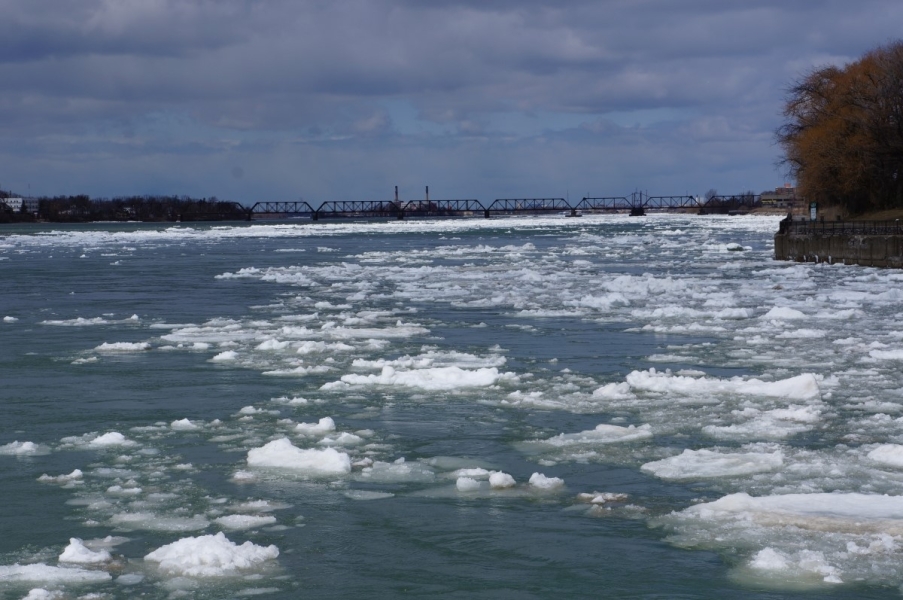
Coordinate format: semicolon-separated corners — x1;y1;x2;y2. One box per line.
236;192;762;220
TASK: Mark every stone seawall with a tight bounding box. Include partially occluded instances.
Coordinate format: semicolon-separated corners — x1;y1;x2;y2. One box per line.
775;229;903;268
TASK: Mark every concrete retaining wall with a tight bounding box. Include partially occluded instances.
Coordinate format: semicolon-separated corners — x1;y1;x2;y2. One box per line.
774;232;903;268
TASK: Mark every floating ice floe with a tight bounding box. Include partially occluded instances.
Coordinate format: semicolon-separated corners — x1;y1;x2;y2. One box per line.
661;491;903;585
59;538;112;564
144;532;279;577
489;471;516;489
213;514;278;530
37;469;83;486
702;406;822;441
625;369;821;400
529;472;564;490
94;341;151;352
533;424;653;448
109;512;210;532
641;449;784;480
294;417;335;435
867;444;903;468
0;563;111;584
334;365;513;390
456;477;481;492
0;440;49;456
171;418;200;431
88;431;135;448
760;307;807;320
246;438;351;474
358;458;435;483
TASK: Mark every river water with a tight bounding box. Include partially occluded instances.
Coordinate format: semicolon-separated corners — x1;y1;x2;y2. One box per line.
2;214;903;599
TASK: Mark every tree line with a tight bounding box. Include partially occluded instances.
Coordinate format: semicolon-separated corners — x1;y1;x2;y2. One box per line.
0;193;248;223
778;40;903;215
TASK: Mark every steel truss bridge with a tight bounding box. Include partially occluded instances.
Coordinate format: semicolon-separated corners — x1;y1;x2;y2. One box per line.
235;192;762;220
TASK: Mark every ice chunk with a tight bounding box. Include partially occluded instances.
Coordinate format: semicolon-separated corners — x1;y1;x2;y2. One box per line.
867;444;903;468
338;365;506;390
761;307;807;320
295;417;336;435
246;438;351;474
38;469;83;485
537;424;653;447
625;369;820;400
212;350;238;361
22;589;63;600
0;563;111;583
0;440;48;456
94;341;150;352
213;515;278;530
489;471;516;489
456;477;481;492
591;382;634;400
641;449;783;480
144;532;279;577
359;458;435;483
680;492;903;533
171;418;200;431
89;432;135;447
59;538;112;564
109;512;209;532
529;472;564;490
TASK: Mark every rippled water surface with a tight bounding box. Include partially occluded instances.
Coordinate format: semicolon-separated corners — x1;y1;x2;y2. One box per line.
3;215;903;599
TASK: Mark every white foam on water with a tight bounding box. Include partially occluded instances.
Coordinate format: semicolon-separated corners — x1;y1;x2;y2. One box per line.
144;532;279;577
2;316;18;322
641;449;784;480
246;438;351;474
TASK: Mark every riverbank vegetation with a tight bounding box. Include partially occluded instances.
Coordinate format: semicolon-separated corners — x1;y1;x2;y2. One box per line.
777;40;903;216
0;192;247;223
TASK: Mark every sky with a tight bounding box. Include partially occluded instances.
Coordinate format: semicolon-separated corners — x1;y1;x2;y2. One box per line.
1;0;902;205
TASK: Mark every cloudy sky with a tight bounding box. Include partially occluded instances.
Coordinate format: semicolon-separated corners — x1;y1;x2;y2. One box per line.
2;0;902;204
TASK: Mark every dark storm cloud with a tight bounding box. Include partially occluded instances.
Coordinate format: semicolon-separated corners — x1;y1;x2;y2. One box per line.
1;0;902;200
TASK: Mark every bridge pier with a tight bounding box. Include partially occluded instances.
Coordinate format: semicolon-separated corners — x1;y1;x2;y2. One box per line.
630;207;646;216
484;210;490;218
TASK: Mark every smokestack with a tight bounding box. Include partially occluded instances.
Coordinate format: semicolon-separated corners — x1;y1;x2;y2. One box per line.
425;186;429;202
395;186;399;204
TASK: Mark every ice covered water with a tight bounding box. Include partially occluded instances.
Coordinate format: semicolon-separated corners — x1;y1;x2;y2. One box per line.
3;214;903;597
